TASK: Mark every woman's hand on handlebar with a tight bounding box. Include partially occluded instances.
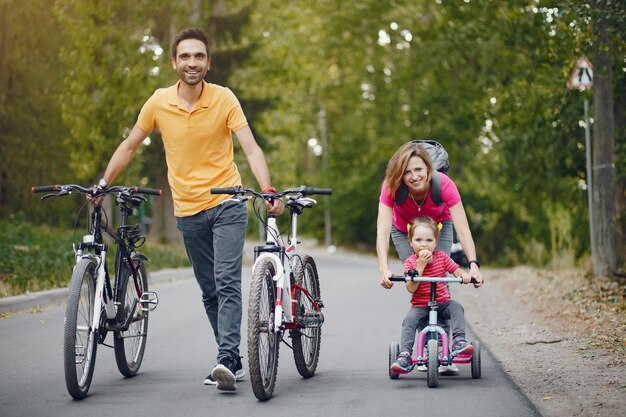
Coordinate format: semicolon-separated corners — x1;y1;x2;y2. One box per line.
379;268;394;289
470;264;484;288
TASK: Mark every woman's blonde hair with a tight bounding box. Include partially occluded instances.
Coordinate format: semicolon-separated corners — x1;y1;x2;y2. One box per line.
384;142;433;200
407;216;440;242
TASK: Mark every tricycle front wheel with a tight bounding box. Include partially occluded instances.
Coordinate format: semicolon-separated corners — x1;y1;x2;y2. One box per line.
427;338;439;388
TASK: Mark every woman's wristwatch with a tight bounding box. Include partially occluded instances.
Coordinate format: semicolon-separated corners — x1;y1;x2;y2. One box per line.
468;259;480;268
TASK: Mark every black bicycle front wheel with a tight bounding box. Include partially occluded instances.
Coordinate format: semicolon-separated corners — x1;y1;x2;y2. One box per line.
291;255;322;378
114;259;149;377
247;258;280;401
64;258;98;400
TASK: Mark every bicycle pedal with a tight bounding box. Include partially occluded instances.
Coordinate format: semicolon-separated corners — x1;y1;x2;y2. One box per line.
299;311;325;328
140;291;159;311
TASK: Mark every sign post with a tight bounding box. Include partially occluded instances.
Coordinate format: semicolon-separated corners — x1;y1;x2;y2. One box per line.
567;56;594;247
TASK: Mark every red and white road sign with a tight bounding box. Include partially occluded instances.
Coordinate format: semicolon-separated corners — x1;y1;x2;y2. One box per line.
567;56;593;90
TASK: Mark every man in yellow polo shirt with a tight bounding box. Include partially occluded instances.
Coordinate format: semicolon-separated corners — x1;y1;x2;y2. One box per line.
97;28;283;392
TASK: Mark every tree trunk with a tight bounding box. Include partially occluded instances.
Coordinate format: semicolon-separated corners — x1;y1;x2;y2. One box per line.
591;1;617;277
0;0;10;104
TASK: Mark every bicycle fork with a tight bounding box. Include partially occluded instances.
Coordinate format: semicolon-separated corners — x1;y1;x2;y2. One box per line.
90;251;116;334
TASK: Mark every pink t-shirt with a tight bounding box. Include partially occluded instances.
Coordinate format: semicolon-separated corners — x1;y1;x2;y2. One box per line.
404;250;459;307
379;172;461;234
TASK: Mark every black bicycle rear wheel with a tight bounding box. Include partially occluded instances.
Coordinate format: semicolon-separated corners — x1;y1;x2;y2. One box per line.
64;258;98;400
247;259;280;401
114;259;149;377
291;255;322;378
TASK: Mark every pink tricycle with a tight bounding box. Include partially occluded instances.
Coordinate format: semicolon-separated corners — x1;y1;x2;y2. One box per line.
388;273;481;388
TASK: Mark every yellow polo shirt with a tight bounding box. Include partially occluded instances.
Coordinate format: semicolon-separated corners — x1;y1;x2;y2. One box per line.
137;81;248;217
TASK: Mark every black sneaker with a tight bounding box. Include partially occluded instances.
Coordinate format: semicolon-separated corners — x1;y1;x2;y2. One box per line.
210;356;240;391
204;357;245;385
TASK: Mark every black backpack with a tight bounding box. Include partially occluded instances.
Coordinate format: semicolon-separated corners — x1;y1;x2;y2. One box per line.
394;140;449;206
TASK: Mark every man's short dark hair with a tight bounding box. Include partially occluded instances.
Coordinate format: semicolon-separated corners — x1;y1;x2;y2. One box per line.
172;28;209;59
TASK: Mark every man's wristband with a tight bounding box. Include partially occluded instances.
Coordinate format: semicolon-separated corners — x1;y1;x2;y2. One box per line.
262;186;277;193
468;259;480;268
98;178;109;189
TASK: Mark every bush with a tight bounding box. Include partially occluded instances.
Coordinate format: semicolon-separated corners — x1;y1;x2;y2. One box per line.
0;216;189;297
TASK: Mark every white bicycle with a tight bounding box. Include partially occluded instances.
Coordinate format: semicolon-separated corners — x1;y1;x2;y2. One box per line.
210;185;332;401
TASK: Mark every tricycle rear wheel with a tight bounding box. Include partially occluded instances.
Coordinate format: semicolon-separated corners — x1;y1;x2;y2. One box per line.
388;341;400;379
471;341;481;379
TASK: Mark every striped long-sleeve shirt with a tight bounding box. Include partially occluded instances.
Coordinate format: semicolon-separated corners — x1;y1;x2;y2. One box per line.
403;250;459;307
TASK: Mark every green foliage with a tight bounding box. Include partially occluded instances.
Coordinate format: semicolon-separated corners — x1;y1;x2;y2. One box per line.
2;0;623;270
53;0;173;183
0;214;75;296
230;0;623;265
0;215;189;297
0;0;75;224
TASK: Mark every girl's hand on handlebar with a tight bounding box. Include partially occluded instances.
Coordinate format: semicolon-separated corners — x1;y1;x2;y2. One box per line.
460;272;472;285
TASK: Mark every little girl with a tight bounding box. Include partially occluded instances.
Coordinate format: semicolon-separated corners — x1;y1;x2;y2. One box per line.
390;216;482;374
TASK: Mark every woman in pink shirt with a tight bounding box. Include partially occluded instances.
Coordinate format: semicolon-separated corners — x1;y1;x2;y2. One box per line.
377;142;483;288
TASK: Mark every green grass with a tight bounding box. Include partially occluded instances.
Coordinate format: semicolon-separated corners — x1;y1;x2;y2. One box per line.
0;215;190;297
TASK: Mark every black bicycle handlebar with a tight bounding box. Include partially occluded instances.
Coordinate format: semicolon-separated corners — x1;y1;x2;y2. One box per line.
210;185;332;197
132;187;162;196
210;186;240;195
32;184;162;197
32;185;62;193
390;275;479;284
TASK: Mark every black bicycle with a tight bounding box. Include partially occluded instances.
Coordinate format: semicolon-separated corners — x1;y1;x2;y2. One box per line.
32;184;161;400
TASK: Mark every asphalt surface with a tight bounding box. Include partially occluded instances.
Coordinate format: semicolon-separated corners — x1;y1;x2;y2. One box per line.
0;248;541;416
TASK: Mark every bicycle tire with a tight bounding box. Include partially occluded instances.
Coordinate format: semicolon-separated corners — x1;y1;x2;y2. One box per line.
471;340;481;379
291;255;322;378
427;338;439;388
114;259;149;377
247;258;280;401
63;258;98;400
388;341;400;379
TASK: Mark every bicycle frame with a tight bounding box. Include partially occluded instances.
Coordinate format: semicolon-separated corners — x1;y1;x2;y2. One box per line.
252;204;320;332
73;199;157;338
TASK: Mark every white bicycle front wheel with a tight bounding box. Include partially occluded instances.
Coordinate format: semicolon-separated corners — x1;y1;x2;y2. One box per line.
247;258;280;401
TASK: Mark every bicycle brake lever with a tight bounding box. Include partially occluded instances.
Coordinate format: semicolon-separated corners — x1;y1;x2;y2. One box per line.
41;191;70;200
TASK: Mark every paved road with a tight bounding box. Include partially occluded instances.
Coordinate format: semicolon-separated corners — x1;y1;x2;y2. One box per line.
0;251;540;416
